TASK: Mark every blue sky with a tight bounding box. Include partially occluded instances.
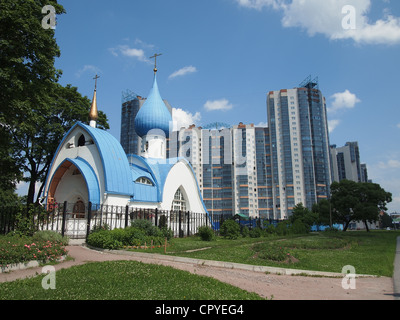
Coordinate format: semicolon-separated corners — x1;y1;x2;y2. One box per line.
45;0;400;212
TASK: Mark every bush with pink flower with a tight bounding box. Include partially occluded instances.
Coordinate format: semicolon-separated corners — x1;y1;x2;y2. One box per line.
0;231;68;268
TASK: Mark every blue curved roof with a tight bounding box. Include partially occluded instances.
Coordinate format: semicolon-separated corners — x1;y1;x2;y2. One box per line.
80;123;134;196
46;122;134;197
134;75;172;138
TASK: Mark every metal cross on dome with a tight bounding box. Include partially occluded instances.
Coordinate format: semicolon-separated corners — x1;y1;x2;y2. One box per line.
93;74;100;90
150;53;162;74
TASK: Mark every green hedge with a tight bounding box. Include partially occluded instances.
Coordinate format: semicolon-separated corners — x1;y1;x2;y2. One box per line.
87;220;173;250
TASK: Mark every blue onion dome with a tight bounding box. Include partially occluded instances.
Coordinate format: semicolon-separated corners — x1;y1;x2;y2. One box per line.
134;75;172;138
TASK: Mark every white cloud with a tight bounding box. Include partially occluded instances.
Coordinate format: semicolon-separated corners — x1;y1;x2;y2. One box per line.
204;99;233;112
235;0;400;45
236;0;281;10
172;108;201;131
256;121;268;127
109;45;150;63
75;65;102;78
169;66;197;79
396;123;400;129
328;90;361;113
378;159;400;169
328;119;341;133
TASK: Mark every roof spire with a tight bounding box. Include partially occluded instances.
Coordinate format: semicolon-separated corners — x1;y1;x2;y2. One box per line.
150;53;162;74
89;74;100;128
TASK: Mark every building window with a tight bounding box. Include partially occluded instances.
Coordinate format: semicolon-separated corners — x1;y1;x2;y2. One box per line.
78;134;85;147
172;188;187;212
135;177;154;186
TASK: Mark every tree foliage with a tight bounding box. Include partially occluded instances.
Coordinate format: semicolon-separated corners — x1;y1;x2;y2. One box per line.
289;203;318;232
330;180;392;231
0;1;109;205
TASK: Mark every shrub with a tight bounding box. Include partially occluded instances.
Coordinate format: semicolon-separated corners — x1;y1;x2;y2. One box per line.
241;226;249;238
87;230;123;250
220;220;240;240
160;227;174;241
0;235;68;267
198;226;214;241
32;230;69;246
290;220;308;235
253;242;292;262
249;227;263;238
131;220;162;237
276;221;290;236
264;224;276;235
87;221;173;249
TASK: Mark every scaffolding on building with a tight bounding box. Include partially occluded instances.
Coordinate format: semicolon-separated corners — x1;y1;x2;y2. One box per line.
298;75;319;90
122;89;140;104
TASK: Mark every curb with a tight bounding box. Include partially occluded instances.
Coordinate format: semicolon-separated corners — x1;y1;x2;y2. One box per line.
85;245;378;279
0;255;67;274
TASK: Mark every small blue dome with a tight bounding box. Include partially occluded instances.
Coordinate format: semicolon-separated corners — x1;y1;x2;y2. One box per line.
134;75;172;138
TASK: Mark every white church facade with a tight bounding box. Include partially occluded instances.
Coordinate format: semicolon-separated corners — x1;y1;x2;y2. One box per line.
41;67;209;221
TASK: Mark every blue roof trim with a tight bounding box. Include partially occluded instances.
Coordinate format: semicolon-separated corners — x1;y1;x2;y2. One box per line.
67;157;101;205
42;122;80;198
130;164;155;185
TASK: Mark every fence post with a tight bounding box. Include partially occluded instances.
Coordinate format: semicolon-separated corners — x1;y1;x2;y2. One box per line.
179;210;182;238
61;201;67;238
125;205;129;228
86;202;92;242
187;211;190;236
155;208;158;228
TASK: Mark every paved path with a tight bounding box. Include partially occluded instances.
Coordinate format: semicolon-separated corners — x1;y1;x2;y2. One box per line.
1;237;399;300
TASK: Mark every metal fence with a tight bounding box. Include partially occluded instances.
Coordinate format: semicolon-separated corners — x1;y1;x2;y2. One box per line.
0;202;283;240
0;202;215;240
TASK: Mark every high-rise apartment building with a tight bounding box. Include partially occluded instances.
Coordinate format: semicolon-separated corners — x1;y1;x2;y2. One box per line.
330;142;369;183
167;123;274;218
266;77;332;218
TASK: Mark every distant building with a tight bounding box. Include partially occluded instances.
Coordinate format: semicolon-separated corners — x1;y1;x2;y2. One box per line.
167;123;274;219
330;142;369;183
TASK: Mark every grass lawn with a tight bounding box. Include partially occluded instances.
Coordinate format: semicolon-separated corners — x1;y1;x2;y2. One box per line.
0;260;265;300
132;230;400;277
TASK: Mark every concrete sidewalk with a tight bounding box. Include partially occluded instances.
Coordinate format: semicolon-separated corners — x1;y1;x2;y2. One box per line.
393;236;400;300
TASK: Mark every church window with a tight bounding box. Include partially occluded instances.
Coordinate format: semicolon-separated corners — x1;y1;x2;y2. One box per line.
78;134;86;147
172;188;187;212
135;177;154;186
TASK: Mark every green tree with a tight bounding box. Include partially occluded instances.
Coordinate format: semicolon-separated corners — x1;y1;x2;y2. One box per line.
380;212;393;229
289;203;318;231
0;1;109;205
312;199;333;227
330;180;392;232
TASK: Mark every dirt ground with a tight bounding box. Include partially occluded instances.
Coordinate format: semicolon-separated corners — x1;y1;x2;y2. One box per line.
0;245;396;300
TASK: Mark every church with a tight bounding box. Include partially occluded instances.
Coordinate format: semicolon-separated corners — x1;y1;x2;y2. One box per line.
41;63;208;217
